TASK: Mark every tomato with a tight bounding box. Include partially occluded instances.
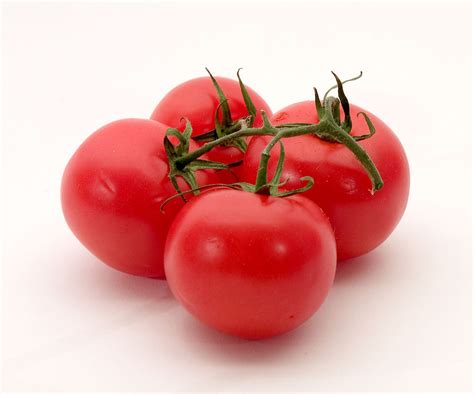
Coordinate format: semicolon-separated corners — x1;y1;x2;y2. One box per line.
164;189;336;339
238;101;410;261
150;75;272;165
61;119;217;278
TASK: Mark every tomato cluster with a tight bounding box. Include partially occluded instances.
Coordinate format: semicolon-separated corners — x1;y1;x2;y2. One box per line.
61;70;409;339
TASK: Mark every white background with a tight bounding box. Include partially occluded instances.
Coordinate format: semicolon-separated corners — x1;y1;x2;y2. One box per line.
1;1;472;392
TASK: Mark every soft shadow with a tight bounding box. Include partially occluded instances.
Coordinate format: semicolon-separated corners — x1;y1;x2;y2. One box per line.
60;248;174;304
5;249;177;374
59;247;335;368
170;247;398;367
333;248;387;286
70;250;329;365
173;305;330;366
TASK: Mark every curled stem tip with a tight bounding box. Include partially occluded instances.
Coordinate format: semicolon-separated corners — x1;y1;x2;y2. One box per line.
206;67;232;126
323;71;363;101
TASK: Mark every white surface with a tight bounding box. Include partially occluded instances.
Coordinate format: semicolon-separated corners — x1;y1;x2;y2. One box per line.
1;1;472;392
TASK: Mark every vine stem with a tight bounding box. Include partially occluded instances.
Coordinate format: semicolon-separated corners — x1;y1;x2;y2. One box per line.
254;127;311;190
174;110;383;193
175;122;276;168
176;124;328;167
324;122;383;192
175;114;322;168
253;122;383;193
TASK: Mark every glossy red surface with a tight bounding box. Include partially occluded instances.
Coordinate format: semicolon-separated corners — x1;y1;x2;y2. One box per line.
61;118;216;278
164;189;336;339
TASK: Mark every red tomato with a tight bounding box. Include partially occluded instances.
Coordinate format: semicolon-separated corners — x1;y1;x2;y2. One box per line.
164;189;336;339
150;76;272;165
238;101;410;261
61;119;216;278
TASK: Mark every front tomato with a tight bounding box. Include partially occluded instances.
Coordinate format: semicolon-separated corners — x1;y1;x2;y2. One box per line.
61;118;216;278
164;189;337;339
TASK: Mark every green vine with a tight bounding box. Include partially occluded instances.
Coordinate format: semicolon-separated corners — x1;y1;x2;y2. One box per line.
162;69;383;201
160;140;314;211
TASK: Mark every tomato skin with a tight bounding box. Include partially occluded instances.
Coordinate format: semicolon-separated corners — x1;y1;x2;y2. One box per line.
238;101;410;261
164;189;336;339
150;76;272;165
61;119;216;278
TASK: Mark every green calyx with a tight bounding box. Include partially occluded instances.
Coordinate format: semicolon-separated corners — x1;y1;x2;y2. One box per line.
163;119;229;202
193;68;260;153
160;142;314;211
164;69;384;202
311;71;378;142
241;141;314;197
